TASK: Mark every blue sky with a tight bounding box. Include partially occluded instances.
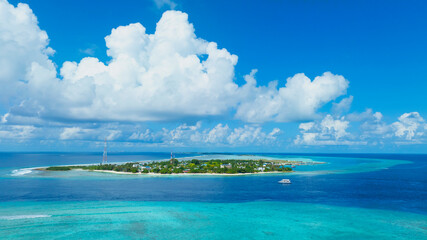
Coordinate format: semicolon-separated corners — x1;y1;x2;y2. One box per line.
1;0;426;152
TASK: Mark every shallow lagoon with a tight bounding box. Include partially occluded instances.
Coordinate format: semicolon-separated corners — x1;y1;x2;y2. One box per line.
1;153;412;179
0;153;426;239
0;201;426;240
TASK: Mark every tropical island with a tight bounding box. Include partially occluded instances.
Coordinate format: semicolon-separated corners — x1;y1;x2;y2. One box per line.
41;158;324;175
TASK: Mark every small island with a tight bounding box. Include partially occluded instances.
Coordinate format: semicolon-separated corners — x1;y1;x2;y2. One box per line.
41;158;324;175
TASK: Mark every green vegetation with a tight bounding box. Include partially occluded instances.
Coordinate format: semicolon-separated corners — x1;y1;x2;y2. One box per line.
77;163;139;172
45;166;72;171
45;162;140;173
45;158;303;174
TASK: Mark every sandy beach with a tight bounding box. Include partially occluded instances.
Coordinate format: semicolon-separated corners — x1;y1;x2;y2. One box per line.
91;169;294;176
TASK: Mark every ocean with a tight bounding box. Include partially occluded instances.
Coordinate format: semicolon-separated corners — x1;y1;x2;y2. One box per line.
0;152;426;239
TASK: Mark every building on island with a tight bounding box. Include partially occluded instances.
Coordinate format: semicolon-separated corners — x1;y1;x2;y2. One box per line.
221;163;232;169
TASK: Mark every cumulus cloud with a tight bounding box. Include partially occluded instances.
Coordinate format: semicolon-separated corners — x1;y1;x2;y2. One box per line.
294;115;365;145
1;1;349;125
392;112;426;141
9;0;425;150
353;110;426;144
235;71;349;123
295;111;427;146
299;122;315;131
0;125;36;140
332;96;353;114
129;129;158;142
227;125;282;145
3;6;240;122
128;122;282;146
59;126;122;141
204;124;230;144
0;111;282;147
60;127;90;140
0;0;54;104
347;108;382;122
167;121;202;143
348;109;391;144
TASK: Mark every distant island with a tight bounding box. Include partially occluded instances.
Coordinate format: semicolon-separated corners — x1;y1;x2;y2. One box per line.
40;158;324;175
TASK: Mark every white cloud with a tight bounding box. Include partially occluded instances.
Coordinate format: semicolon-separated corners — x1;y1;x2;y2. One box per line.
235;71;349;123
129;129;157;142
204;124;230;143
356;110;391;141
295;115;365;146
373;112;383;122
392;112;426;141
6;1;424;150
1;1;350;125
60;127;91;140
347;108;382;122
168;121;202;142
332;96;353;114
0;125;36;139
1;113;8;123
106;130;122;140
295;111;427;146
227;125;281;145
59;126;122;140
356;111;426;144
299;122;314;131
127;122;282;146
79;47;95;56
153;0;177;9
0;0;53;104
3;7;240;122
320;115;349;139
269;128;281;136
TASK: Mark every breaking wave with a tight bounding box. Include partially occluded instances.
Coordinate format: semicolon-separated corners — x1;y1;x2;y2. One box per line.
10;169;32;176
0;215;51;220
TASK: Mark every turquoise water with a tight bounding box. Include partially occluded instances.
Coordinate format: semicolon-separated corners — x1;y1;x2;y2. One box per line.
2;154;411;179
0;201;426;239
0;153;426;239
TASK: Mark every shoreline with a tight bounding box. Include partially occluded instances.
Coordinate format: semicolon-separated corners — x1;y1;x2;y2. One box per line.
90;169;295;176
33;158;327;177
34;168;297;176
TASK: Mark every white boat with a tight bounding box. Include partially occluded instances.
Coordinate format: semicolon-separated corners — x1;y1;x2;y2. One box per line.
278;179;291;184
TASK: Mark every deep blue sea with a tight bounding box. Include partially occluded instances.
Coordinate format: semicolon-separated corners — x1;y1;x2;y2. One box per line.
0;152;426;239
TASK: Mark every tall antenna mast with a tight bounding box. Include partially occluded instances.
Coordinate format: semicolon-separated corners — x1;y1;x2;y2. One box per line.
102;138;108;164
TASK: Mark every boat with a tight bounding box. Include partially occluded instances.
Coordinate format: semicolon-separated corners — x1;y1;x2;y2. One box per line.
278;179;291;184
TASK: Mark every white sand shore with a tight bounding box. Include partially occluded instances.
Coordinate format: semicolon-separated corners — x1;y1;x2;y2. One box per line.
90;169;293;176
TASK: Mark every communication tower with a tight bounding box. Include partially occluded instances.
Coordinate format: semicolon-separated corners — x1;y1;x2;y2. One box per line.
102;138;108;164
